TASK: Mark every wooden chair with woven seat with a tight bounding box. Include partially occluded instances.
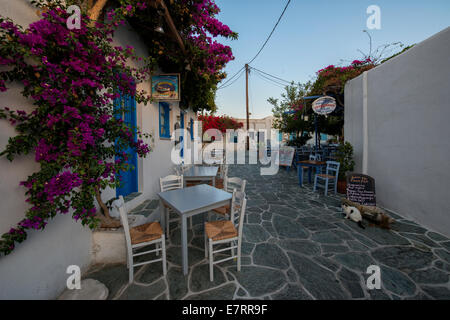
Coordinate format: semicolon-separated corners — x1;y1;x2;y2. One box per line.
210;176;246;220
214;164;228;190
160;174;193;235
173;164;183;176
115;196;167;284
313;161;340;195
299;154;319;186
204;191;247;281
173;164;191;176
185;181;202;187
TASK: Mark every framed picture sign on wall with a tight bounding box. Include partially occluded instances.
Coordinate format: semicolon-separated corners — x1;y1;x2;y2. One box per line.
151;74;180;101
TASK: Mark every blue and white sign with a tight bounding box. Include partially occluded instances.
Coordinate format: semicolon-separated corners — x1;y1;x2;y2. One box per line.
312;96;336;115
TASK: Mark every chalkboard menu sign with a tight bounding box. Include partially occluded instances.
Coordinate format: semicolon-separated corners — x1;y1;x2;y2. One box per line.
346;174;376;206
279;147;295;167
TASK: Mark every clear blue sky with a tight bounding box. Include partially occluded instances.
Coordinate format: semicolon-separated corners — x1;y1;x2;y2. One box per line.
214;0;450;119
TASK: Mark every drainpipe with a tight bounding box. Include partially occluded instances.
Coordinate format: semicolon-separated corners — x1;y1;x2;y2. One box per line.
362;71;369;174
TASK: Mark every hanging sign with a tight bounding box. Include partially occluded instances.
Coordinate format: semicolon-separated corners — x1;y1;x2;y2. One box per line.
151;74;180;101
312;96;336;115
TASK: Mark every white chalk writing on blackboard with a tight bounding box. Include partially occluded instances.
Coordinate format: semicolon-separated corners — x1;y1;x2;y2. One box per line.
347;174;376;206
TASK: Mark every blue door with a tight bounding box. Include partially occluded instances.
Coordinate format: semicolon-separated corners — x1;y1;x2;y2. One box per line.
114;94;138;197
180;110;185;158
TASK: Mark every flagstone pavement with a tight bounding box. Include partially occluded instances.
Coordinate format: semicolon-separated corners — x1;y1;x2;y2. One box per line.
84;163;450;300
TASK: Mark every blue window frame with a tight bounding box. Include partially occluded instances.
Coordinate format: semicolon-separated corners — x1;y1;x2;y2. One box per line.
159;102;171;138
190;118;194;141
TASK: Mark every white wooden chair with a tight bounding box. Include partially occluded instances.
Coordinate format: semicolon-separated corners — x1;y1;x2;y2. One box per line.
211;148;225;163
173;164;192;176
204;191;247;281
214;164;228;189
159;174;192;235
219;164;229;179
173;164;183;176
115;196;167;284
210;176;246;220
224;176;246;193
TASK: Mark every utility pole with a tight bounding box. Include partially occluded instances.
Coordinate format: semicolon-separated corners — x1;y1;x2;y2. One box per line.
245;64;250;150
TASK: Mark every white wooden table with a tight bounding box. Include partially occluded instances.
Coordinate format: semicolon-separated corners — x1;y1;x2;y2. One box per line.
157;184;232;275
182;165;219;187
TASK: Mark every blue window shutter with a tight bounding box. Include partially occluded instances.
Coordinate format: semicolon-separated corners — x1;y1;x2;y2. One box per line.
159;102;170;138
159;103;163;137
164;105;170;137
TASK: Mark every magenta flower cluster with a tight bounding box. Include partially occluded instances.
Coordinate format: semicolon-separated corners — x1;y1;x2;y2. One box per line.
182;0;236;76
44;171;83;203
0;5;152;255
316;58;374;77
19;216;47;230
290;103;304;120
351;58;372;65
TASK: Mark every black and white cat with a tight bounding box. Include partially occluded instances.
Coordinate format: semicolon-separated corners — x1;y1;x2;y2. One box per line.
342;204;365;229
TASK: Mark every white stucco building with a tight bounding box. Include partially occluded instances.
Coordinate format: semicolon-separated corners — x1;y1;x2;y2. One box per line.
0;1;197;299
235;115;275;132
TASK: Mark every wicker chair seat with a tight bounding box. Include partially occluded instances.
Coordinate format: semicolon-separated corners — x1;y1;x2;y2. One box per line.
205;220;238;241
130;222;163;245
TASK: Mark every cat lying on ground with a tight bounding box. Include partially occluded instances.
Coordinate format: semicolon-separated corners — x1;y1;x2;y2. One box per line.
340;199;395;229
342;203;365;229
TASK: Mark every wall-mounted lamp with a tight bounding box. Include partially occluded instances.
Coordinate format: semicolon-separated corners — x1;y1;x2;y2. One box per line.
155;10;165;34
155;26;165;34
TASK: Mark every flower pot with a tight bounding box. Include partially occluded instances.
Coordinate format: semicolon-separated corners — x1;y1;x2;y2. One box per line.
337;179;347;194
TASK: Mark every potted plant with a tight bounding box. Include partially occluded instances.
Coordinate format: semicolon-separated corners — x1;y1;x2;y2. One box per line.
336;141;355;194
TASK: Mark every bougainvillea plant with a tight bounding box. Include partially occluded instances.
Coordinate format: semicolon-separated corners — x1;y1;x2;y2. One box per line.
124;0;238;112
310;58;375;96
182;0;237;77
198;115;243;134
0;1;154;255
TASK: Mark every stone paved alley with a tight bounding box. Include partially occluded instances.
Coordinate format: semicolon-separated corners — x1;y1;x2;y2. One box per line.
84;162;450;300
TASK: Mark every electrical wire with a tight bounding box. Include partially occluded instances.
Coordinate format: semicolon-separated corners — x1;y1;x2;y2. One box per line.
217;66;245;89
217;0;291;90
253;69;289;88
247;0;292;65
217;68;245;90
253;70;286;89
255;74;286;89
250;66;293;84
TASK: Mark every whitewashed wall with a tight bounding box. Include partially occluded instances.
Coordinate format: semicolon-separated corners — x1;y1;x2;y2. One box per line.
0;0;93;300
344;27;450;237
0;0;197;298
